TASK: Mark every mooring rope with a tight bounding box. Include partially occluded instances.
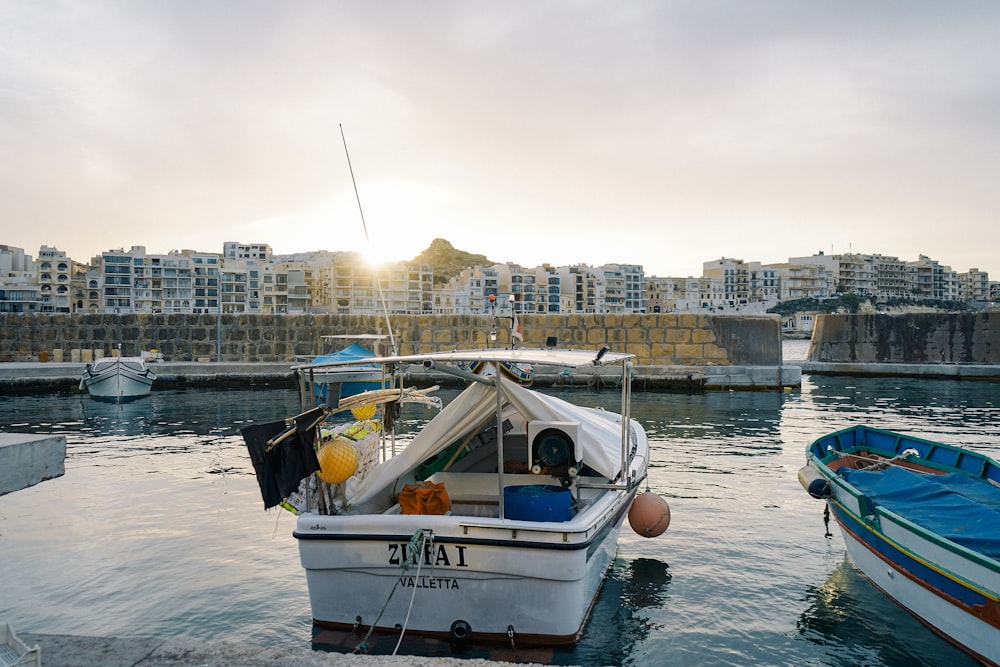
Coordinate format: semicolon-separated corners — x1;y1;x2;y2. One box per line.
393;529;433;655
353;528;430;654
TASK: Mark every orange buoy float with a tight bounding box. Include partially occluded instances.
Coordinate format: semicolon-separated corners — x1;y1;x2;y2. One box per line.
316;436;359;484
628;492;671;538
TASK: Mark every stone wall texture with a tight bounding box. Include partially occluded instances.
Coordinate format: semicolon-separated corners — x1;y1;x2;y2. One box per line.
809;312;999;364
0;313;781;366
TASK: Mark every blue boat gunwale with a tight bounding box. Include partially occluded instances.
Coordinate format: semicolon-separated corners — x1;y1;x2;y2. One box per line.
809;424;999;482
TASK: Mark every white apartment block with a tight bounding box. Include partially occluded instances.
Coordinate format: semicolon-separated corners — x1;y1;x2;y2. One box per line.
703;258;750;307
37;245;73;313
960;269;990;302
99;247;222;314
0;244;40;313
223;241;272;263
556;265;600;314
1;240;995;316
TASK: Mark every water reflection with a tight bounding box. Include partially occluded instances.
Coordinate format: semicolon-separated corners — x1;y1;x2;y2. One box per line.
797;557;978;667
574;557;673;666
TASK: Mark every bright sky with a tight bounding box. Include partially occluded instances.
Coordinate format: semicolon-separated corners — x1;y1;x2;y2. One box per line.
3;1;999;278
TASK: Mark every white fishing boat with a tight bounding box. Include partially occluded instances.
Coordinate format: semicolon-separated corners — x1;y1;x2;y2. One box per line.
800;426;1000;665
79;355;156;402
243;346;669;648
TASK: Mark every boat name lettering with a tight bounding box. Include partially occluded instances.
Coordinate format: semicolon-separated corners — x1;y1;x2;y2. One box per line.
308;524;327;531
398;575;460;590
387;542;468;567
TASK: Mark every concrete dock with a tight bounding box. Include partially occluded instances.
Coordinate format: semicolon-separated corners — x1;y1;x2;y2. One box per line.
0;433;65;495
800;360;1000;379
0;360;803;394
14;633;547;667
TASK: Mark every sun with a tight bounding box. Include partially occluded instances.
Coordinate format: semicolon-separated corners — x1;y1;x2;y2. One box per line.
358;241;401;268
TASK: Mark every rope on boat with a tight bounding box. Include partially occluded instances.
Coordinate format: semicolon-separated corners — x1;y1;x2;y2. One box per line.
333;385;441;414
828;446;920;471
353;528;431;655
393;529;433;655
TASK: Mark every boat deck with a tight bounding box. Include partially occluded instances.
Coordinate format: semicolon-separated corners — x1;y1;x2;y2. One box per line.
838;465;1000;561
384;471;608;520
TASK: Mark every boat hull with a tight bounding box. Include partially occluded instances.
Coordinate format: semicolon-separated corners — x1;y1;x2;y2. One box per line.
296;487;636;644
806;426;1000;665
80;358;155;402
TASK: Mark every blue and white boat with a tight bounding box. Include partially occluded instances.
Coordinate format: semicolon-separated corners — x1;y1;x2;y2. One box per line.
295;335;389;406
800;425;1000;665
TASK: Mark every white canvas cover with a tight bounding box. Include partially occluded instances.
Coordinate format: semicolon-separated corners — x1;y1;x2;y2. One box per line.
344;376;629;509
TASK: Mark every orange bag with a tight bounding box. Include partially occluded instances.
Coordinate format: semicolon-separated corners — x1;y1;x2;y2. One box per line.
398;481;451;515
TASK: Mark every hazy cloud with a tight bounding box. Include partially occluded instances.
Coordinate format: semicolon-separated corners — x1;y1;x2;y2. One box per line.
2;0;998;276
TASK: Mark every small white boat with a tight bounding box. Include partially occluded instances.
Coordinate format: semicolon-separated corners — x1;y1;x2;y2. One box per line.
79;355;156;402
293;335;390;407
243;346;668;648
800;425;1000;665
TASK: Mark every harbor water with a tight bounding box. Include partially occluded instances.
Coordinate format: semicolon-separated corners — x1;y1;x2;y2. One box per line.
2;344;999;666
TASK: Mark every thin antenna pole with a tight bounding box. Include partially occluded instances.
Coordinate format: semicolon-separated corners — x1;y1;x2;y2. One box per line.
339;124;398;355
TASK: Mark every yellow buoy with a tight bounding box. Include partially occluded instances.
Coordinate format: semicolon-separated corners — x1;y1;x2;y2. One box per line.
316;436;359;484
628;492;671;538
351;404;377;421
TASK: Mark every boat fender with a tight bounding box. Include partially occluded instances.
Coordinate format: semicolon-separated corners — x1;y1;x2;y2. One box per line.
797;465;831;499
628;492;671;538
450;619;472;642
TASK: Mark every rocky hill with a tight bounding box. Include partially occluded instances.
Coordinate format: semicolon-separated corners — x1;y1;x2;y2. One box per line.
410;238;494;285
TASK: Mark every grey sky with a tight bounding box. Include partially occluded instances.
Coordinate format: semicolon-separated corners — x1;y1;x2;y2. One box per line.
2;1;998;277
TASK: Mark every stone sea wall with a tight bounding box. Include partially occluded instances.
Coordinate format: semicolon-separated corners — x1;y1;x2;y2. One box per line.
0;312;781;367
809;312;999;364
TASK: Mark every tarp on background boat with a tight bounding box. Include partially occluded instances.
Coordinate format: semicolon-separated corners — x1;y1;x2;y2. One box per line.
343;376;635;510
311;342;375;367
839;465;1000;560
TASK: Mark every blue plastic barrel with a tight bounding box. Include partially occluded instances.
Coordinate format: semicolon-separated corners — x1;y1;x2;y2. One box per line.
503;485;572;521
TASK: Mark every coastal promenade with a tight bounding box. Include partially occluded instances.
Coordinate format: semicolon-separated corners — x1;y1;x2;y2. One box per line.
0;359;801;394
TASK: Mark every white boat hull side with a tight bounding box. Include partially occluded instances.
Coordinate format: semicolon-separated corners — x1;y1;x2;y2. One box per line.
837;520;1000;664
83;373;154;400
297;496;632;643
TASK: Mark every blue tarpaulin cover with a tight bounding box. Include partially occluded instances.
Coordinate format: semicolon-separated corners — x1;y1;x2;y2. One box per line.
312;343;375;365
839;466;1000;561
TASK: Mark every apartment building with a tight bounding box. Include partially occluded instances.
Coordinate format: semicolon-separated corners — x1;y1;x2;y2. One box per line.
36;246;74;313
2;241;997;316
556;265;599;314
703;258;750;307
907;255;959;300
960;268;990;302
835;254;877;296
223;241;272;263
0;245;39;313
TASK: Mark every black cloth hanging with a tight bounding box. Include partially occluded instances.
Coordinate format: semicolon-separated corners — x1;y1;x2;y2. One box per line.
241;408;323;509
